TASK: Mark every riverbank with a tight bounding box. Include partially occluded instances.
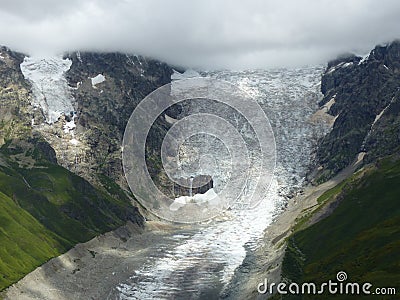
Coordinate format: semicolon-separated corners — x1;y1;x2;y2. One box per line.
1;221;187;300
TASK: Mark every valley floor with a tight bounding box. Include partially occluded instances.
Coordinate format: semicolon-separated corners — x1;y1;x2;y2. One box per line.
2;221;188;300
2;157;360;300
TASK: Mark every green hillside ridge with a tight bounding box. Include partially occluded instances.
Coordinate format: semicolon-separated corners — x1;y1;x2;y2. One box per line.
0;190;66;290
0;138;143;291
278;155;400;299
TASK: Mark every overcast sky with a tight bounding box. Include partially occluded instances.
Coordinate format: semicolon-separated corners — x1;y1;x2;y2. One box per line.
1;0;400;69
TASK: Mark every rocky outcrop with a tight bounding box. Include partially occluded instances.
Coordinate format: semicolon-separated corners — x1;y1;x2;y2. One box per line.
35;52;174;187
0;47;31;145
316;41;400;181
2;47;174;189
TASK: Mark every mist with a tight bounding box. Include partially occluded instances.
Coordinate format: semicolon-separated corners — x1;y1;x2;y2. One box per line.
1;0;400;69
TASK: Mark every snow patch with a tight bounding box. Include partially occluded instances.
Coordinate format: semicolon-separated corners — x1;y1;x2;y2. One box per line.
76;51;82;63
69;138;80;146
358;53;370;65
125;54;135;65
322;95;336;111
63;118;76;133
91;74;106;87
20;56;75;124
342;62;353;68
327;62;353;74
361;96;395;150
171;69;201;80
372;97;395;127
355;152;366;165
169;189;221;211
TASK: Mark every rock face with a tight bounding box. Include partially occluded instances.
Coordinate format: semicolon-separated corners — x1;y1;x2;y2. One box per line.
0;47;32;145
0;46;177;290
46;52;173;186
316;41;400;181
1;48;174;189
173;175;213;197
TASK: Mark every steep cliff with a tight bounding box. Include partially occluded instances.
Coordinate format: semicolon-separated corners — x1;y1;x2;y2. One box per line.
0;47;31;145
64;52;172;184
316;41;400;181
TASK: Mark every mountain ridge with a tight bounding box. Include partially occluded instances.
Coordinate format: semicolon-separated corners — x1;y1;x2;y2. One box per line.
0;46;175;291
316;40;400;181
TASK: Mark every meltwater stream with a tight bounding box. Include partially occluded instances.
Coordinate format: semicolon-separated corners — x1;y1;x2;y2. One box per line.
112;67;328;299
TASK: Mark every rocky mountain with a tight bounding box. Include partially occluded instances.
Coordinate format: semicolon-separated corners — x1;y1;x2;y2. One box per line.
316;41;400;181
2;39;400;298
21;52;173;187
0;47;174;291
65;52;172;183
1;53;331;297
265;42;400;299
0;47;31;146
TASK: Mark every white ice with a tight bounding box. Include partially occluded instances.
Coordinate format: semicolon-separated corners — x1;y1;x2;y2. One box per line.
63;119;76;134
171;69;201;80
358;53;370;65
91;74;106;87
116;66;329;299
169;188;221;211
69;138;80;146
20;56;74;124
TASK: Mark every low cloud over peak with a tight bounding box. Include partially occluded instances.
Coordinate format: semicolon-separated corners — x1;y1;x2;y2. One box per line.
1;0;400;69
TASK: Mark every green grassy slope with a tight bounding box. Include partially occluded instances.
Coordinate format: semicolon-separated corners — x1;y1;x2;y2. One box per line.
280;157;400;299
0;139;143;291
0;190;66;289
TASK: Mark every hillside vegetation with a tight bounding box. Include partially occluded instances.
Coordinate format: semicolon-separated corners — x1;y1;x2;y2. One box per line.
0;138;143;290
279;156;400;299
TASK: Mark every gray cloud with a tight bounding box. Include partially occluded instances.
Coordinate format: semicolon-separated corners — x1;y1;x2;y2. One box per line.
1;0;400;69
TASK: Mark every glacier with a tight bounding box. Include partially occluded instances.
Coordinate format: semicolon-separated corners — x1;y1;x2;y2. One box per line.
113;66;330;299
20;56;75;124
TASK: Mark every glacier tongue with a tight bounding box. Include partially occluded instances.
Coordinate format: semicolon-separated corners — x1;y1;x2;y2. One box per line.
20;56;75;124
114;66;329;299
